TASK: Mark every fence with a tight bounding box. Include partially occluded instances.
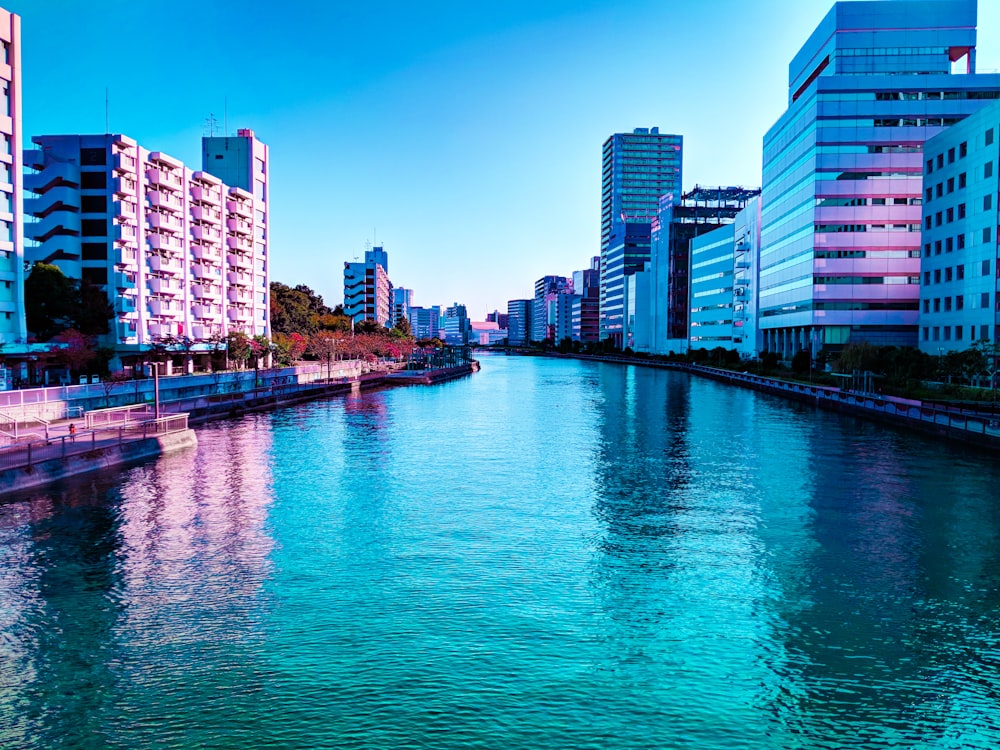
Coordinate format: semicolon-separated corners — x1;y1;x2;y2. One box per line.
85;404;156;429
685;364;1000;440
0;414;190;473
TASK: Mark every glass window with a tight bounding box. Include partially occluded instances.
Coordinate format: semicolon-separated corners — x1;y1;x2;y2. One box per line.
948;147;956;164
987;128;995;146
986;194;993;211
984;227;992;244
947;177;955;193
959;172;967;188
960;141;968;158
985;161;994;179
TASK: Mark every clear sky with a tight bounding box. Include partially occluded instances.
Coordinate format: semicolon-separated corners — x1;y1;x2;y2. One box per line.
8;0;1000;318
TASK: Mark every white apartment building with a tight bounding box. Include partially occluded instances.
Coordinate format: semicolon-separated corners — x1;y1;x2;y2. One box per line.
24;129;269;365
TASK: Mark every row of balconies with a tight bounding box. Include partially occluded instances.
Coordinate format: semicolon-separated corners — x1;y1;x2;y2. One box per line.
191;323;223;340
227;253;253;271
192;303;224;319
191;262;223;280
114;152;137;173
192;224;222;243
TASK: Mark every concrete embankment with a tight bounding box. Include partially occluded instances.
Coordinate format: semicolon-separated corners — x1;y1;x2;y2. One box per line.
0;429;197;496
545;352;1000;454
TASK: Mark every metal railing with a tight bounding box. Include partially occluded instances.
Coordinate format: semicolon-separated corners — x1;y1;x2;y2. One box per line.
85;404;156;429
0;414;189;473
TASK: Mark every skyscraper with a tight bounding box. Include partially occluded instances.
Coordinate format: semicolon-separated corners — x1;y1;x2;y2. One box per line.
760;0;1000;358
600;127;682;346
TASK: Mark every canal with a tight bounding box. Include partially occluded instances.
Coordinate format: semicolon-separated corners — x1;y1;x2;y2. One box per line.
1;354;998;748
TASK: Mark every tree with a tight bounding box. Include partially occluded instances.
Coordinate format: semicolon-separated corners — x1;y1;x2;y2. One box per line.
834;342;881;374
393;317;412;337
101;370;131;407
25;263;77;341
354;318;383;335
791;349;811;376
273;332;308;366
226;331;252;370
49;328;95;380
309;331;340;381
24;263;114;342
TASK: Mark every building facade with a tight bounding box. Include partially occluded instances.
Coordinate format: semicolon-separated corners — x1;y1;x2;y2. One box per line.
443;303;470;345
600;127;682;345
0;8;24;351
408;305;440;340
24;130;270;361
507;299;532;346
391;287;413;328
344;246;390;327
760;0;1000;358
532;275;572;342
919;98;1000;352
571;256;600;343
689;223;737;350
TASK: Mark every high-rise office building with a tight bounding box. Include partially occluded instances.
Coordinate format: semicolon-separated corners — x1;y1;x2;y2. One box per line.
532;275;572;342
918;99;1000;352
443;303;470;345
408;305;440;340
760;0;1000;358
391;287;413;328
0;8;23;352
600;127;682;346
343;246;390;326
506;299;532;346
24;130;270;364
572;256;600;343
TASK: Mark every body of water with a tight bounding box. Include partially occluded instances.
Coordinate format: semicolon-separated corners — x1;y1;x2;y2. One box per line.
1;354;999;748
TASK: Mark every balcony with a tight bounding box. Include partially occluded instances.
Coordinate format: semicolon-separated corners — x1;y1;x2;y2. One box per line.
227;236;253;253
116;247;138;266
735;260;750;270
226;199;253;219
191;204;222;223
148;277;182;295
227;271;252;287
116;200;137;220
192;283;222;301
193;304;220;320
148;190;183;212
114;176;137;196
191;263;213;279
226;217;253;235
148;322;177;338
147;233;183;252
148;298;181;316
191;224;221;242
112;223;138;245
192;243;221;261
190;184;221;205
146;169;183;191
114;152;137;173
148;254;183;273
118;295;137;313
148;211;184;232
114;271;137;290
228;288;252;304
228;307;252;322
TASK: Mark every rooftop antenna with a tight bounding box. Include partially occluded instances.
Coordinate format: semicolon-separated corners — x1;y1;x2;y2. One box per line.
105;87;109;133
224;96;228;136
204;113;218;137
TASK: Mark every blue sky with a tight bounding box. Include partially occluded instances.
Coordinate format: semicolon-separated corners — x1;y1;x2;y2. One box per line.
9;0;1000;318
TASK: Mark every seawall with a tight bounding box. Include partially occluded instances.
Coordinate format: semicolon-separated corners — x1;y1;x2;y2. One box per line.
0;429;198;496
544;353;1000;454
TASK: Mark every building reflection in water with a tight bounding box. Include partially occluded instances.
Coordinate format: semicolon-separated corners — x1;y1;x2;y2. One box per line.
0;415;276;748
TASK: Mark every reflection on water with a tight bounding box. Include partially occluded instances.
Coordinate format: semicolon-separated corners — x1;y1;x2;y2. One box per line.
1;355;999;748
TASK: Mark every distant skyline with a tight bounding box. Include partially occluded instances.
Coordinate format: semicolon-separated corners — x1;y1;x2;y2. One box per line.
9;0;1000;317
